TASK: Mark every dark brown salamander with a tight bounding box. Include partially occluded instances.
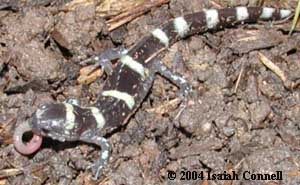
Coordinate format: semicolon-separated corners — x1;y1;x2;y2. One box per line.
13;6;292;179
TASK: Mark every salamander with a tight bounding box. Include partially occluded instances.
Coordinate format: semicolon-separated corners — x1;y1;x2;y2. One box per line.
13;6;292;179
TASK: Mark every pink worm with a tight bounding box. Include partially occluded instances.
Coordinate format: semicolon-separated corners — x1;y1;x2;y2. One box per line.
13;121;42;155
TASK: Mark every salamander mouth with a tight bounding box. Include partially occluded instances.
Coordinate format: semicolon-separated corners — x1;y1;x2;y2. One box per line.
13;120;43;155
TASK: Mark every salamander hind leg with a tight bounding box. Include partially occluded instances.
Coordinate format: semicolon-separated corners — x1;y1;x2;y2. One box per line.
150;59;192;98
80;130;111;180
80;46;128;75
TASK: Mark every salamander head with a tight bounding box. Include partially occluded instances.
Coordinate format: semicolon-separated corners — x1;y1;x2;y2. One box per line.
31;103;75;141
14;102;78;155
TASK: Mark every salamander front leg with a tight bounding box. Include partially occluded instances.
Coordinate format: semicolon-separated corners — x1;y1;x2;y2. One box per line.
64;98;81;106
150;59;192;97
80;131;111;180
80;46;128;75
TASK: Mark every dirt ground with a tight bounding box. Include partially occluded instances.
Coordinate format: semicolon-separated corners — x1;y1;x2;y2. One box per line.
0;0;300;184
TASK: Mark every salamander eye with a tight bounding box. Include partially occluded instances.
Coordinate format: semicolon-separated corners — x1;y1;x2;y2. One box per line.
39;104;48;110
